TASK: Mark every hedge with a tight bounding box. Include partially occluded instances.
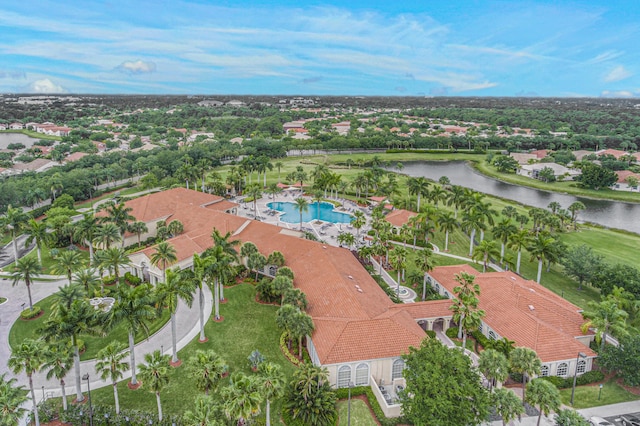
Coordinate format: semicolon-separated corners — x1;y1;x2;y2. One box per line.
20;306;42;319
279;332;302;366
445;326;459;339
426;330;436;339
540;370;605;389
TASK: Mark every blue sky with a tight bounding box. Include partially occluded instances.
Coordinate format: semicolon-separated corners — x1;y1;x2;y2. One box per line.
0;0;638;96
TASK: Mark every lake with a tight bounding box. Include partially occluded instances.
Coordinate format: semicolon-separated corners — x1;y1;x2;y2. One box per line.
398;161;640;235
0;132;41;149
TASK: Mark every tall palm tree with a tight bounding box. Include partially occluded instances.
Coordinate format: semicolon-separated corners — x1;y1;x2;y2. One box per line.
99;202;135;247
187;253;209;342
11;256;41;311
351;210;366;239
100;247;131;285
41;299;102;402
437;211;458;252
526;379;560;426
75;213;100;261
581;299;629;351
211;229;240;302
461;210;485;257
492;387;525;426
508;229;531;275
407;177;429;211
52;249;84;285
415;247;435;301
0;373;29;425
183;395;224;426
128;221;148;247
203;246;235;321
389;245;408;296
478;349;509;392
186;349;227;395
8;339;45;426
568;201;586;230
150;241;178;282
274;161;284;182
446;185;467;219
221;373;263;426
527;233;556;284
0;205;30;264
95;341;129;414
108;284;156;387
53;284;86;311
245;184;263;216
492;218;517;265
24;219;49;265
257;362;286;426
42;343;74;411
72;268;100;294
138;350;171;421
156;268;195;365
509;347;542;404
93;223;121;250
294;197;309;231
291;311;314;357
472;239;500;272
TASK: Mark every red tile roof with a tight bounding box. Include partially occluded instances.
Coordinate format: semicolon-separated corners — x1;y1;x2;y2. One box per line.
385;209;417;228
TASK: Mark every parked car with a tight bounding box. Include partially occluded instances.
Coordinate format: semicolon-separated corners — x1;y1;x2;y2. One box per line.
589;417;613;426
620;415;640;426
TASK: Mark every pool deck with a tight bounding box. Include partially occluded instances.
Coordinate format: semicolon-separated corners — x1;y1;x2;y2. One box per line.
234;191;374;246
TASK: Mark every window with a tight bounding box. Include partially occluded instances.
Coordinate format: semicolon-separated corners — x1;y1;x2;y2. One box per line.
268;266;277;276
556;363;568;377
577;359;586;374
337;365;351;388
435;283;440;292
392;359;404;380
355;363;369;386
488;331;497;341
540;365;549;377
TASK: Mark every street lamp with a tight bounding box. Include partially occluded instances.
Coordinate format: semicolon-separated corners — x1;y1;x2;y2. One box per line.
347;382;354;426
570;352;587;406
598;383;603;400
82;373;94;426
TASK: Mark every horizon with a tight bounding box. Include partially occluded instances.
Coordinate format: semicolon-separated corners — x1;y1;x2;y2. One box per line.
1;0;638;98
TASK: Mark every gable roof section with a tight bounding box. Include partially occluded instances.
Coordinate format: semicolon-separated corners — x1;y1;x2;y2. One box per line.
429;265;595;362
385;209;417;228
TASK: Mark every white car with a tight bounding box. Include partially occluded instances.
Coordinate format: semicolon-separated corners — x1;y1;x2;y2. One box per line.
589;417;613;426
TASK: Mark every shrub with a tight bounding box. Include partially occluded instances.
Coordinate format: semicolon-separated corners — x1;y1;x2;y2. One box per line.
102;275;116;286
445;326;459;339
20;306;42;319
426;330;436;339
576;370;605;386
279;332;302;366
124;272;141;286
471;330;491;351
540;375;565;388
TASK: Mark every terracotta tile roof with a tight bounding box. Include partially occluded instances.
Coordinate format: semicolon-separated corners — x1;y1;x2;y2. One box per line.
429;265;596;362
596;149;627;159
386;299;453;319
615;170;640;184
64;152;88;162
385;209;417;228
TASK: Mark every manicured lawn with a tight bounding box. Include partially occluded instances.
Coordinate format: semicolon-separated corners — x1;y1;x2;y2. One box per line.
89;284;297;421
337;398;378;426
8;290;171;360
3;246;91;275
559;378;640;409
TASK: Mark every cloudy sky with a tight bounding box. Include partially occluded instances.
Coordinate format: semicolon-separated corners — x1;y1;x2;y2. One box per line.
0;0;638;97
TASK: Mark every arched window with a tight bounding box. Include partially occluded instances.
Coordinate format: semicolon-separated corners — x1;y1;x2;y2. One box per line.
435;283;440;292
337;365;351;388
444;291;449;298
268;266;277;276
540;365;549;377
556;363;568;377
355;363;369;386
392;359;404;380
577;359;586;374
488;331;497;341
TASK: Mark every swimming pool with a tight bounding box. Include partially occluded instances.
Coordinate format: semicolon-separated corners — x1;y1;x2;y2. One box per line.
267;201;354;224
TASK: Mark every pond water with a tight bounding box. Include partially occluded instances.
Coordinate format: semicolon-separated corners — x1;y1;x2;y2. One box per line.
267;201;353;224
0;132;41;149
398;161;640;235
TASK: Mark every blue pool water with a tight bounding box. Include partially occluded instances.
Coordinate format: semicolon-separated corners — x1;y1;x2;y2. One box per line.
267;201;354;224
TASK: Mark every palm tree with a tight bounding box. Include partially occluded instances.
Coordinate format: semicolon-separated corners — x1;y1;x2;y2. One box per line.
337;232;355;249
276;304;299;350
167;220;184;237
472;239;500;272
257;362;285;426
0;373;29;425
8;339;44;426
41;299;102;402
156;268;196;365
99;202;135;247
509;347;542;404
478;349;509;391
24;219;49;265
187;253;210;342
274;161;284;182
93;223;121;250
52;249;84;285
42;343;74;411
407;177;429;211
108;284;156;387
138;350;171;421
294;197;309;231
581;299;629;351
527;233;556;284
53;284;86;312
526;379;560;426
0;205;30;264
246;184;263;216
492;388;525;426
211;229;240;302
508;229;531;275
291;310;314;357
492;218;517;265
11;256;41;311
461;210;485;257
72;268;100;294
183;395;224;426
415;247;435;301
437;211;458;252
186;349;227;395
221;373;263;426
389;245;408;296
95;341;129;414
351;210;366;239
75;213;100;260
150;241;178;282
568;201;586;230
129;221;148;247
248;252;267;281
446;185;467;219
100;247;131;285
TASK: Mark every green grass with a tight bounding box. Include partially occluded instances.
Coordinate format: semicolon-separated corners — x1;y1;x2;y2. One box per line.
559;378;640;409
8;289;171;360
89;284;297;421
2;246;91;275
0;297;6;303
0;129;61;141
336;398;378;426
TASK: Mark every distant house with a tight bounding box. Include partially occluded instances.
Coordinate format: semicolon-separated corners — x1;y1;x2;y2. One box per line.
613;170;640;191
11;158;58;173
64;152;89;163
596;149;628;159
518;162;580;181
0;123;7;131
9;122;24;130
385;209;418;232
510;153;538;165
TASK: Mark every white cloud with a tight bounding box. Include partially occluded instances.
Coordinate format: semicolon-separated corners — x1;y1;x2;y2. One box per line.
604;65;632;82
585;50;624;64
116;60;157;74
600;90;639;98
27;78;66;93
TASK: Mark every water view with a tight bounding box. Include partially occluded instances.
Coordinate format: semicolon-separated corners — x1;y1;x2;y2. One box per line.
267;201;353;224
0;132;41;150
398;161;640;235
